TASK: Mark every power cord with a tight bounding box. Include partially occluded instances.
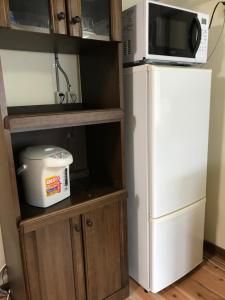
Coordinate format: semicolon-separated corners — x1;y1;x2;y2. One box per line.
0;265;6;286
209;1;225;29
208;17;225;62
0;265;10;299
207;1;225;62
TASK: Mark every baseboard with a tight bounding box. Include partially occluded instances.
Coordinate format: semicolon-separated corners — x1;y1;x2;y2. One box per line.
204;240;225;258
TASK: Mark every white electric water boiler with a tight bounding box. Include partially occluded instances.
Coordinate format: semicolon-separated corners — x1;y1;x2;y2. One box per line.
19;146;73;208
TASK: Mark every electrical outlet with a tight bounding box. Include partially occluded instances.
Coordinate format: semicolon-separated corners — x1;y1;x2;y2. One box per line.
55;91;66;104
66;91;82;104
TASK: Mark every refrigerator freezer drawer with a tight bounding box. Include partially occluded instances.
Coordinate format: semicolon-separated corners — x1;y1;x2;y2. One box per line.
150;199;206;293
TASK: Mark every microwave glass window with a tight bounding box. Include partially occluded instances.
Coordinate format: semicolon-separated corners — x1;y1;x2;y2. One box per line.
81;0;110;41
156;18;188;50
8;0;51;33
149;3;198;58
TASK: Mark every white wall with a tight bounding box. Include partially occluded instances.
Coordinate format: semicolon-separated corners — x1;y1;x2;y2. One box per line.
123;0;225;250
0;51;81;277
0;50;81;106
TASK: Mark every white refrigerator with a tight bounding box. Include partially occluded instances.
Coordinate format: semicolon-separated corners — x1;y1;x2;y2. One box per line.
124;65;212;293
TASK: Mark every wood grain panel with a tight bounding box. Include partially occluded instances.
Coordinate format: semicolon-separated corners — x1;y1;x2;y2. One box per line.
70;216;86;300
20;231;42;300
127;256;225;300
0;59;27;300
0;0;9;27
190;266;225;298
110;0;122;41
80;46;120;110
175;277;221;300
66;0;81;37
50;0;67;34
5;109;124;133
83;200;122;300
23;219;77;300
20;190;127;234
120;197;129;289
105;286;129;300
160;287;189;300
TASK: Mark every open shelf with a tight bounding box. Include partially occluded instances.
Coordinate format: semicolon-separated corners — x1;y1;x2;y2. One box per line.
5;108;124;132
20;178;124;222
11;122;124;222
0;27;119;54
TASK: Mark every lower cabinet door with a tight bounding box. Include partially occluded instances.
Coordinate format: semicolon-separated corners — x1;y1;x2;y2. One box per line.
20;219;77;300
82;199;126;300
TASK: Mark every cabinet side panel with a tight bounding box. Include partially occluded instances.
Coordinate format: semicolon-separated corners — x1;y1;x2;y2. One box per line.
0;59;27;299
124;66;150;289
120;197;129;289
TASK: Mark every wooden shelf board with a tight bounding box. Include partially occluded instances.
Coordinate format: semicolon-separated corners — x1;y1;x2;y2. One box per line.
0;27;119;54
4;109;124;132
20;181;126;233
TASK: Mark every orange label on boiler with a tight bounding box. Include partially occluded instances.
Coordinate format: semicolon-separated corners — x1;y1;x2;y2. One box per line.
45;176;62;197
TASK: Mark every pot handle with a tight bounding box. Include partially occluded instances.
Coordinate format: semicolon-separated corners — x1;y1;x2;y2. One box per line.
17;165;27;175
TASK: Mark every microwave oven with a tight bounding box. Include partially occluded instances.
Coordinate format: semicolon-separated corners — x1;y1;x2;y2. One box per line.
123;1;209;65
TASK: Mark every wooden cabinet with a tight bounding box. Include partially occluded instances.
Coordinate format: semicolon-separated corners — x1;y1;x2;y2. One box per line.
0;0;121;41
0;1;127;298
20;194;128;300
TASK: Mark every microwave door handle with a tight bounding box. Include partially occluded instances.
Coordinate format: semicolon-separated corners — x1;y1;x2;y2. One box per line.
190;17;202;55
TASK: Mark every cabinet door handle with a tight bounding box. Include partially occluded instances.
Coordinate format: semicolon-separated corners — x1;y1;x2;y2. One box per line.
74;224;81;232
57;12;66;21
70;16;81;25
86;219;93;227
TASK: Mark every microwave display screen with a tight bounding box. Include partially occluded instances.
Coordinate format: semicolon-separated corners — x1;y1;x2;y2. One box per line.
156;17;188;50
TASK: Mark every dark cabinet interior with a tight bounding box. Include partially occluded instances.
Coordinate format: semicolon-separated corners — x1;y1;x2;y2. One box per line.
11;122;123;221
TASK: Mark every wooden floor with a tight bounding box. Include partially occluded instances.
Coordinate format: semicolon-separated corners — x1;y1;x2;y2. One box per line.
1;253;225;300
126;253;225;300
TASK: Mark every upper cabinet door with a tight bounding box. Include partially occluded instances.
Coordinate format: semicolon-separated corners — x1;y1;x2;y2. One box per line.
50;0;68;34
6;0;67;34
67;0;122;41
81;0;111;41
66;0;82;37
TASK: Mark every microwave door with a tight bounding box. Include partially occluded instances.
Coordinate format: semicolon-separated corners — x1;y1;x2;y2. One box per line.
148;3;198;59
189;17;202;55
